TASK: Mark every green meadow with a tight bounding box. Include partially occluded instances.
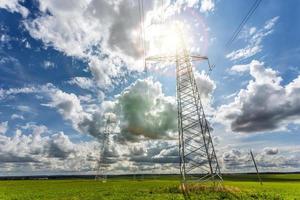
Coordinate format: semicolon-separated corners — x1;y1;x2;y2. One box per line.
0;174;300;200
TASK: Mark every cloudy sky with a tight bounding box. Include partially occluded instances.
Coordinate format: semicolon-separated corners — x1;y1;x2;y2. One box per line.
0;0;300;176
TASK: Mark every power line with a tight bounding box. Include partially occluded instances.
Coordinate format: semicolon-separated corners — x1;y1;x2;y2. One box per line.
250;149;263;185
137;0;146;72
226;0;262;48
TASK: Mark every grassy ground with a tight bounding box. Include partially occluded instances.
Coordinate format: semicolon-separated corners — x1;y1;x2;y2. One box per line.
0;174;300;200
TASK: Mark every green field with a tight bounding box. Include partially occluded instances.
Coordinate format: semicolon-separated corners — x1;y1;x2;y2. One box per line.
1;174;300;200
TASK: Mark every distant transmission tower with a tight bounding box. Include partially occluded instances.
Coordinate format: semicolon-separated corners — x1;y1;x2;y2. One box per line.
146;24;222;184
95;115;115;182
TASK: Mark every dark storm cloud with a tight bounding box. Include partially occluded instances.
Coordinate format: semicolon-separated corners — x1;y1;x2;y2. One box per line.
0;153;38;163
128;141;179;164
222;149;253;170
263;147;279;155
218;60;300;133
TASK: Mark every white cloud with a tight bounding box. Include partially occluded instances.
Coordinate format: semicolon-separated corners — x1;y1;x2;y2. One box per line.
26;75;208;145
264;16;280;30
67;77;94;90
129;140;179;165
0;121;181;175
113;78;177;142
1;124;299;174
226;16;279;61
17;105;31;112
24;41;31;48
0;86;36;100
217;60;300;133
47;90;88;122
222;148;277;172
109;73;216;142
0;84;103;140
17;0;213;89
220;146;300;172
263;147;278;155
194;70;216;114
22;0;147;88
0;67;216;142
0;125;102;175
88;57;121;89
249;27;256;35
11;114;24;120
0;121;8;134
200;0;215;13
42;61;55;69
226;45;261;61
0;0;29;18
195;70;216;100
230;63;250;73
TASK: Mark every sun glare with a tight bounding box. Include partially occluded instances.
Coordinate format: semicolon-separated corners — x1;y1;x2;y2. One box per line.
146;21;190;57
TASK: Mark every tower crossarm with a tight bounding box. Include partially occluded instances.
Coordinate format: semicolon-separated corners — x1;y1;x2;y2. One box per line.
146;54;209;63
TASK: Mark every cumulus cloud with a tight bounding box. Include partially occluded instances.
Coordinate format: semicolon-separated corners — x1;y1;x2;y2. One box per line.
263;147;278;155
13;0;212;89
217;60;300;133
200;0;215;13
0;124;101;175
45;89;91;131
48;74;215;143
41;86;112;141
0;83;106;141
0;69;216;143
226;16;279;61
88;57;121;88
114;78;177;142
110;73;215;142
222;149;252;170
0;0;29;18
128;141;179;165
21;0;150;88
2;123;299;174
67;77;94;90
0;83;107;142
3;80;181;171
195;70;216;99
0;122;180;175
194;70;216;114
0;65;216;154
221;148;300;172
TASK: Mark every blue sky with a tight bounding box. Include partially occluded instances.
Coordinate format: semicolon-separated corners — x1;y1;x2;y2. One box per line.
0;0;300;175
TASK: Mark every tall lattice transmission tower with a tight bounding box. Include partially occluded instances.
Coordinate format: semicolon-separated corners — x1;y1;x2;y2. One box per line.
95;115;115;182
146;23;222;184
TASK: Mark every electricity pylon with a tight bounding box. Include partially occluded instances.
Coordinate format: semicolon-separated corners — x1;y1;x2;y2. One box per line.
95;115;115;182
146;24;222;184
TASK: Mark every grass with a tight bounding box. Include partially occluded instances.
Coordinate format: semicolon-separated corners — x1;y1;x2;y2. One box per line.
0;174;300;199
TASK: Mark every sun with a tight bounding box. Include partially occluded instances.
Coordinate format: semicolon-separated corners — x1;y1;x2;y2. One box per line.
146;21;189;57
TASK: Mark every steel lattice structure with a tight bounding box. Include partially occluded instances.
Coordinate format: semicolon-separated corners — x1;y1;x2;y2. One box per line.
95;117;114;182
146;26;222;184
176;52;222;183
